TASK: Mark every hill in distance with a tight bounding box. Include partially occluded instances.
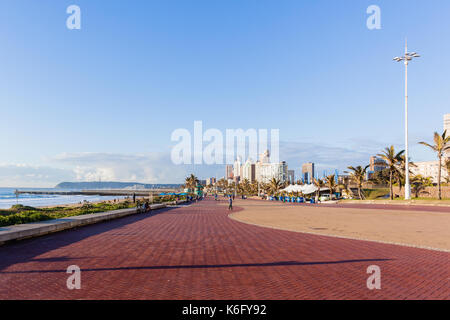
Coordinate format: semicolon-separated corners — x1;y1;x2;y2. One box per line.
55;181;182;190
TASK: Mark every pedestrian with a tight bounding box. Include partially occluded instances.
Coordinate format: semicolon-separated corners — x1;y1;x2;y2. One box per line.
136;199;141;213
133;193;136;203
228;196;233;210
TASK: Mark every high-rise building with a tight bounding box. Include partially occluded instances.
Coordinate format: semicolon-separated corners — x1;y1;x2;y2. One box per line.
411;161;447;183
369;156;388;172
259;150;270;164
287;170;295;184
302;163;315;184
242;159;256;183
206;177;216;186
233;157;242;179
444;114;450;132
367;156;388;179
255;161;288;183
226;165;234;179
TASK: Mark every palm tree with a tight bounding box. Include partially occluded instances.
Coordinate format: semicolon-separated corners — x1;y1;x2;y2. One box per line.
325;174;337;200
445;159;450;184
377;146;404;200
268;178;282;195
184;174;199;191
419;130;450;200
240;179;251;195
313;178;325;200
411;175;433;198
345;165;369;200
249;181;258;196
395;155;416;193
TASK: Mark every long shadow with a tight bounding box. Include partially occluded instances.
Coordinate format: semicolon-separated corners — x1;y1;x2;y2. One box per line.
0;205;184;271
0;258;392;274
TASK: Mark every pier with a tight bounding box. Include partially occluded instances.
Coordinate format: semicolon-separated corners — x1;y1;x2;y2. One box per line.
14;189;180;197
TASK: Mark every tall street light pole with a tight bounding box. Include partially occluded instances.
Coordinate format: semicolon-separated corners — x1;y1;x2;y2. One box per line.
393;40;420;200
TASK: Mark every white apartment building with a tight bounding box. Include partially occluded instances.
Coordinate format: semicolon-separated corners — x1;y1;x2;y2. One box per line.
241;159;256;183
255;161;288;183
411;160;447;183
233;157;242;178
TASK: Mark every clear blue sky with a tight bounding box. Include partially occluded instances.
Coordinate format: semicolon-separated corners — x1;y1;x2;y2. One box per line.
0;0;449;186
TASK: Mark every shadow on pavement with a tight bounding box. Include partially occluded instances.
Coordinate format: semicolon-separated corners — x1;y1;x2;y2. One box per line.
0;258;392;274
0;205;183;271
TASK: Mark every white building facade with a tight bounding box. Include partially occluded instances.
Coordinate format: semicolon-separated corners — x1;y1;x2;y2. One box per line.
255;161;288;183
241;159;256;183
233;157;242;179
411;161;447;183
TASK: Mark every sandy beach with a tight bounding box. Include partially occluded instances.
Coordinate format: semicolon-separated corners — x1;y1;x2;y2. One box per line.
227;199;450;251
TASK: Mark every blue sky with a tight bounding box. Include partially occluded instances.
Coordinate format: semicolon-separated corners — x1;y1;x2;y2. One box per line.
0;0;449;186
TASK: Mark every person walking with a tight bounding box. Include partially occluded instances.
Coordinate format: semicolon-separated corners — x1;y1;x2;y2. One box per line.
228;196;233;211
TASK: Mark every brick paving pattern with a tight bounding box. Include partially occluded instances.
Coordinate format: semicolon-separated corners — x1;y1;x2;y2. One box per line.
0;198;448;300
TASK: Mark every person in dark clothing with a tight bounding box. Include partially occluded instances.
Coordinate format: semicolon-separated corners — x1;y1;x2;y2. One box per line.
133;193;136;203
228;196;233;210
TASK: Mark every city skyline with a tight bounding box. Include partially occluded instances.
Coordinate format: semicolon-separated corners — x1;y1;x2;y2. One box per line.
1;1;450;187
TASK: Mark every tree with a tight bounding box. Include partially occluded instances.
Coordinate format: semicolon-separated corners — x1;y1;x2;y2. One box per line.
369;168;390;185
345;165;369;200
268;178;282;195
313;178;325;200
377;146;404;200
445;159;450;184
325;174;337;199
395;155;416;193
411;175;433;198
240;179;251;195
184;174;199;191
419;130;450;200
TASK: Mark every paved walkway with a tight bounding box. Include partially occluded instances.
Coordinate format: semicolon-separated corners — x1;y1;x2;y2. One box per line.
0;198;448;299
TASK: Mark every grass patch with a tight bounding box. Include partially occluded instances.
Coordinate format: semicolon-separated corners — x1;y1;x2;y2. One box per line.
363;188;389;200
0;195;184;227
0;202;136;227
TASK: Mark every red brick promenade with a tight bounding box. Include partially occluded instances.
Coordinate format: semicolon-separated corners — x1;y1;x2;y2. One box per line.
0;199;448;300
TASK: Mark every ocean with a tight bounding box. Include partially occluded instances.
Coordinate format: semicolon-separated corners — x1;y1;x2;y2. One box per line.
0;188;126;209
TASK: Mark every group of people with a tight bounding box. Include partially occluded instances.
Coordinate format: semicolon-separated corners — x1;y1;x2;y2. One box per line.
136;199;151;213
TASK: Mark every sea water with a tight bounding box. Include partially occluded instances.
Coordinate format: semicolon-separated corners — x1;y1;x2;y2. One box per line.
0;188;126;209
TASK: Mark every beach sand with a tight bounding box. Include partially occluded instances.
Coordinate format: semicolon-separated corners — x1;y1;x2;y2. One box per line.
227;199;450;251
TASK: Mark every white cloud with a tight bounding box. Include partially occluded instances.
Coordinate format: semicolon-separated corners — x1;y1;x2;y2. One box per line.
0;164;75;187
2;137;432;187
54;152;190;183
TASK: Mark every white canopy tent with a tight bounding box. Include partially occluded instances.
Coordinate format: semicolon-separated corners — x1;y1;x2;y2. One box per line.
300;184;318;195
281;185;304;193
281;184;319;195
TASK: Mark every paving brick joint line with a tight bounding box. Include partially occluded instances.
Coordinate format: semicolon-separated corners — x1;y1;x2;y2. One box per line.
0;199;448;300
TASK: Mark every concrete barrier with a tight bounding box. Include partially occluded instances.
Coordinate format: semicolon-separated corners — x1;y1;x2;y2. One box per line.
0;200;188;245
